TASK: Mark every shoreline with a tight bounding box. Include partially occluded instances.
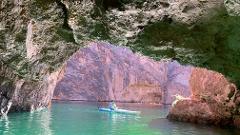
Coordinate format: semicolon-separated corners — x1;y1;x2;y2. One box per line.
51;99;167;107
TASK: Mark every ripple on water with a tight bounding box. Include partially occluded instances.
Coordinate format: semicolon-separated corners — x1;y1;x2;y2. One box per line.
149;118;240;135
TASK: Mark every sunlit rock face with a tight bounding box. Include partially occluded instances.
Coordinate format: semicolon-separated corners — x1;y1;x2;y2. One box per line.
164;61;192;104
53;42;192;104
168;68;240;128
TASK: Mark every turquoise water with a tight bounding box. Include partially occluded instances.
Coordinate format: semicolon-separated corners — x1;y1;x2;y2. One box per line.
0;102;239;135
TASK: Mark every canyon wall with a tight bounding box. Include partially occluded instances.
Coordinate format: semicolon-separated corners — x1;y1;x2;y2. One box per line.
53;42;192;104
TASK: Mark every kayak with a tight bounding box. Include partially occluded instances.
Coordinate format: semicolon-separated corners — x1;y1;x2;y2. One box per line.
99;108;141;115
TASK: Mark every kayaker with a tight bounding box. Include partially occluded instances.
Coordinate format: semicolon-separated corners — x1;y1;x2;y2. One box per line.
108;101;118;110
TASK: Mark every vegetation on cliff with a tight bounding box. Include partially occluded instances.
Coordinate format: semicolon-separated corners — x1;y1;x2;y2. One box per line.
132;11;240;88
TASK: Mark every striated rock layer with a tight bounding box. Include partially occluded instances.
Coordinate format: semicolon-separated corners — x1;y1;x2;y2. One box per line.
168;68;240;128
53;42;192;104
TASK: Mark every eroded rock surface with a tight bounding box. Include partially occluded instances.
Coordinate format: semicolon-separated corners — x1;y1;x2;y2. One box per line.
168;68;240;128
53;42;192;104
10;67;65;112
0;65;65;116
225;0;240;16
0;0;79;116
64;0;225;45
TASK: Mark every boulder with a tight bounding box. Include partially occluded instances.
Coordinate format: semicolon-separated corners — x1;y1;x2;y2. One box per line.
168;67;240;128
167;100;226;125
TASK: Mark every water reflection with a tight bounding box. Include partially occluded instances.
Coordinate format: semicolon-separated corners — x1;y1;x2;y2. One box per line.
0;109;53;135
0;116;10;134
98;112;139;134
0;102;239;135
28;109;53;135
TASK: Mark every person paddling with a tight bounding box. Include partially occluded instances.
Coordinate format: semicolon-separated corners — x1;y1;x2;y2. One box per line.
99;100;140;115
108;100;118;110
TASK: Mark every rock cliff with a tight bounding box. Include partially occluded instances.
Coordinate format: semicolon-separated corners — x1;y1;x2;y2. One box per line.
53;42;192;104
0;65;65;116
0;0;78;116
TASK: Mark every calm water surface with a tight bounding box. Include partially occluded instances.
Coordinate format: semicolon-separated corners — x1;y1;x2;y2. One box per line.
0;102;239;135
